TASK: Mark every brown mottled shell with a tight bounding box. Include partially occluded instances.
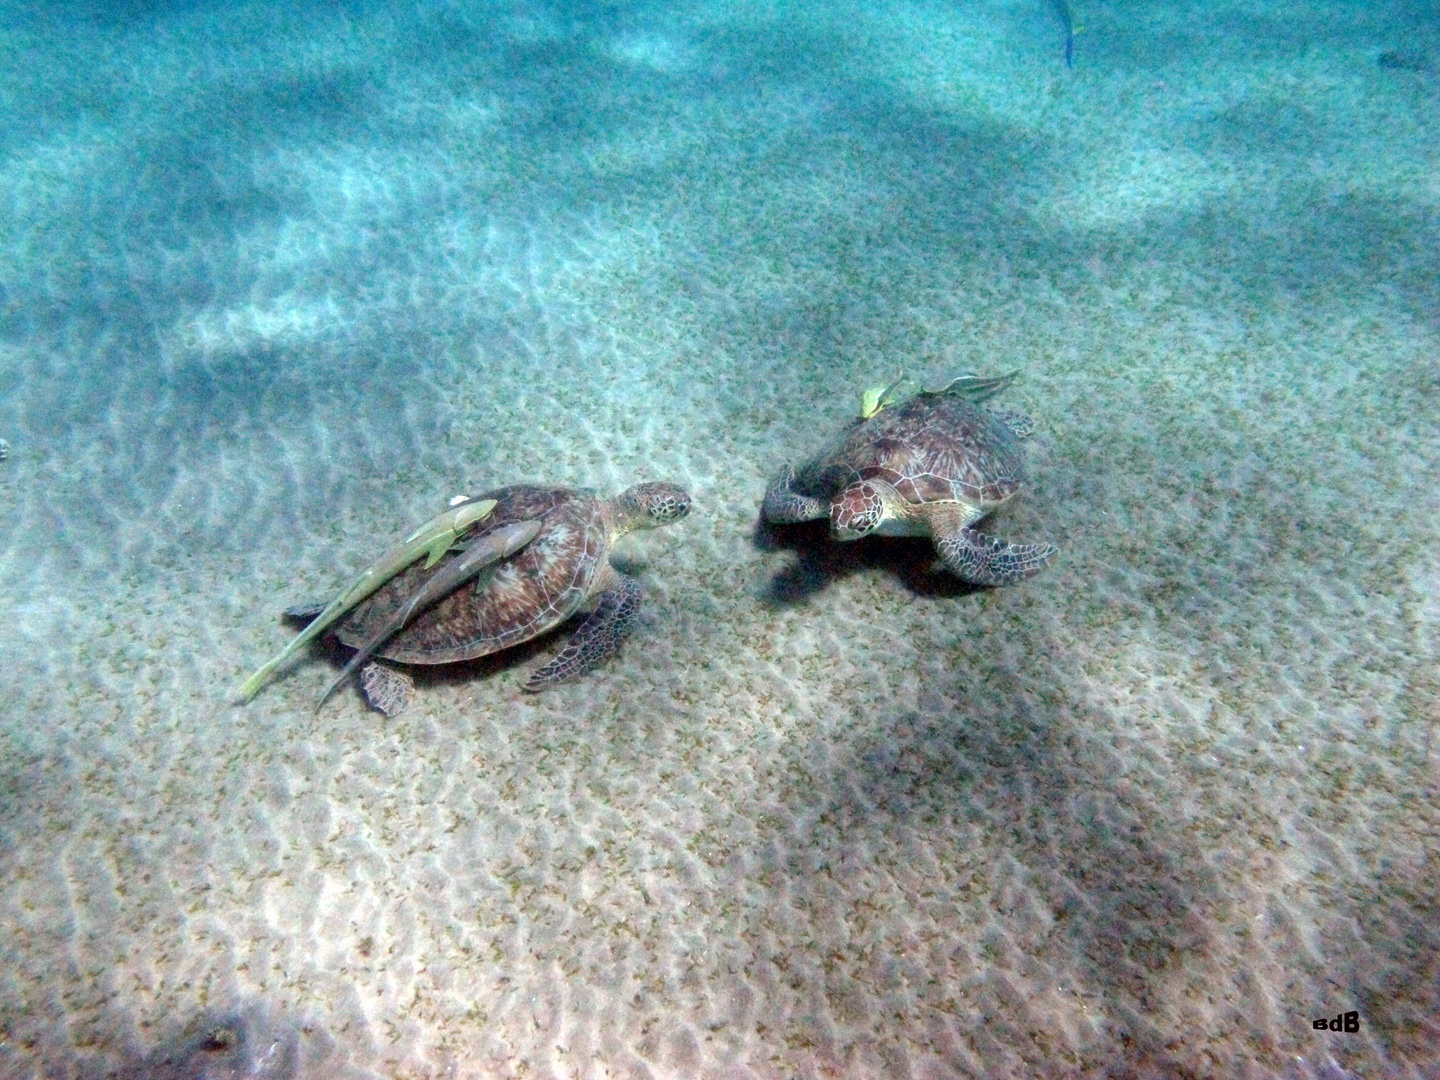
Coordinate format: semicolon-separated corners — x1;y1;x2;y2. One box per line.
333;485;607;665
796;389;1025;509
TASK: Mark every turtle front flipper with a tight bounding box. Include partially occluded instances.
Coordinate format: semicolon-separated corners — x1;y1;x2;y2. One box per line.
936;526;1055;586
523;574;642;692
762;464;828;524
318;518;543;709
985;405;1035;438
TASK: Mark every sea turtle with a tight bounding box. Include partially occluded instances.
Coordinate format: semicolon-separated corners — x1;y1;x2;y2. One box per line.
762;372;1054;586
237;482;691;714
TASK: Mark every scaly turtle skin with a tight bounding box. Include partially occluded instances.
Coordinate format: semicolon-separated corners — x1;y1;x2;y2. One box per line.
270;482;689;713
762;373;1053;586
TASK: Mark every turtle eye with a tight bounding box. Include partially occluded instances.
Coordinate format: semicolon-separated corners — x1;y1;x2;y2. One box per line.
646;486;690;522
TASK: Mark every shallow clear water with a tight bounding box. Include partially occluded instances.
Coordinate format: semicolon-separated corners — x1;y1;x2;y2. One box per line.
0;0;1437;1076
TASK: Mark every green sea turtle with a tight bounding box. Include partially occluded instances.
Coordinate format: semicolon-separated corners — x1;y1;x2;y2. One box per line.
237;482;691;714
762;372;1053;586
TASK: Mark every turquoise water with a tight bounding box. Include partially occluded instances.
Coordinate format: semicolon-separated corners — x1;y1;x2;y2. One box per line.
0;0;1436;1076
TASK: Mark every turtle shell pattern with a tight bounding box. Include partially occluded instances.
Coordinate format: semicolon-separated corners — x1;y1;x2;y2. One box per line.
794;388;1025;511
333;485;606;665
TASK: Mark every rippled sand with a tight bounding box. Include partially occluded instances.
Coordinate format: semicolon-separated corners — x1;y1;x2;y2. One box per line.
0;0;1437;1077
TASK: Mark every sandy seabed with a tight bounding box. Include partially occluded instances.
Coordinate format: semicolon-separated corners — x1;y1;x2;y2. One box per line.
0;0;1437;1077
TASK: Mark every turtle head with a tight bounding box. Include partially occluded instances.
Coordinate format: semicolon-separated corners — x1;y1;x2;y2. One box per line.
615;482;692;531
830;481;885;540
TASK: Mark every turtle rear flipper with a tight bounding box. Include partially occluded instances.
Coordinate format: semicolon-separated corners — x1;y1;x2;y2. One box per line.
283;603;328;622
360;662;413;717
524;574;642;691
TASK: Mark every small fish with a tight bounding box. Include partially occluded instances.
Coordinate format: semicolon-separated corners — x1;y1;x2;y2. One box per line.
1049;0;1076;68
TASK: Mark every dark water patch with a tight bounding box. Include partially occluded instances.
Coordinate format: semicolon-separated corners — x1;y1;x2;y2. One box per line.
0;0;223;31
771;676;1240;1072
254;68;376;128
1376;49;1436;75
0;326;466;601
1090;2;1406;72
0;0;389;32
125;138;297;246
1347;854;1440;1068
692;21;850;86
492;34;695;150
1193;94;1328;160
1045;183;1440;328
0;142;300;352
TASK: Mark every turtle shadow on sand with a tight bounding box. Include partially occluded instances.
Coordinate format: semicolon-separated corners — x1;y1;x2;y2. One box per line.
754;516;986;605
